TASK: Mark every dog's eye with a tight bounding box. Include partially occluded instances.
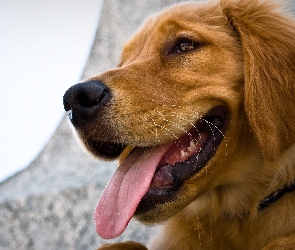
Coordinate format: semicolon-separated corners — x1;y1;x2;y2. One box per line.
171;39;199;54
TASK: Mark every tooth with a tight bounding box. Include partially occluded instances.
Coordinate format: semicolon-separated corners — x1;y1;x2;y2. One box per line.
181;150;185;159
190;141;196;149
187;141;195;152
181;150;188;159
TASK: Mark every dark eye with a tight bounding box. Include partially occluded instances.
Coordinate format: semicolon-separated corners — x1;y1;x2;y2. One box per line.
170;39;200;55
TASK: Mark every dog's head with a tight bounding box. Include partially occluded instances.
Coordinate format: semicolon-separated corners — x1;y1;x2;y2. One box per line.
63;0;295;239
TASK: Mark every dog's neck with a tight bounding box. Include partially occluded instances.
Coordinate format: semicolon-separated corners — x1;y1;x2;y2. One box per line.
258;182;295;210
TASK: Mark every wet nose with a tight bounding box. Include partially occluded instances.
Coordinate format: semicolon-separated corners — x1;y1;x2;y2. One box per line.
63;80;111;125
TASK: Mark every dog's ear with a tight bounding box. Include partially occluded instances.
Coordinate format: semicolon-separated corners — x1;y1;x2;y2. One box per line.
221;0;295;160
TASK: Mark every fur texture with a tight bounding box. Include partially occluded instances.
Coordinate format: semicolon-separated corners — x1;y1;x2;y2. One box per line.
67;0;295;249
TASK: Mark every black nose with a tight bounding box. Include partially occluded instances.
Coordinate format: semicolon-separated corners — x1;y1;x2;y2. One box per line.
63;80;111;125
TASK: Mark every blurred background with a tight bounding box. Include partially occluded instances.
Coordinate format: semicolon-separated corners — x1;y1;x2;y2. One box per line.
0;1;172;248
0;0;104;182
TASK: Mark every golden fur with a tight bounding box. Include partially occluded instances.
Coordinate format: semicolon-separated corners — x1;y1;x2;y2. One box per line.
75;0;295;249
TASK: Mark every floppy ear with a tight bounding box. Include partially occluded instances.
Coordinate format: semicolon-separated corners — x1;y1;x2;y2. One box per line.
221;0;295;160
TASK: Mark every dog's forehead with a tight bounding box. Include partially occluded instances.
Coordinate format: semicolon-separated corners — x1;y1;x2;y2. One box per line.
143;2;221;34
120;1;224;62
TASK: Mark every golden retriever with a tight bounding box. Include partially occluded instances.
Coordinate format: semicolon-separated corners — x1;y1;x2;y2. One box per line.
63;0;295;249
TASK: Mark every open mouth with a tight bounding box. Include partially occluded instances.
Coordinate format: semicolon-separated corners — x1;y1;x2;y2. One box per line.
137;106;227;213
94;106;228;239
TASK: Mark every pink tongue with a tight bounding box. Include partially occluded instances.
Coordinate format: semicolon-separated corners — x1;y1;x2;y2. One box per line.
94;145;168;239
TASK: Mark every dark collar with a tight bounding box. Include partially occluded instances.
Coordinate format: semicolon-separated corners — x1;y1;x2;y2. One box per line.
258;182;295;210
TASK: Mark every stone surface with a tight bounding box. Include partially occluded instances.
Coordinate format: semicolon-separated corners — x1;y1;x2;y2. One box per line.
0;0;184;249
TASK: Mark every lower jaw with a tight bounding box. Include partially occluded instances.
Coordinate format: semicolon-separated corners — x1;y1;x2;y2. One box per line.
135;190;178;217
134;200;179;223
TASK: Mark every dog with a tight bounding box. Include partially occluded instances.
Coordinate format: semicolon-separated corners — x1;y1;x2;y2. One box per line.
63;0;295;249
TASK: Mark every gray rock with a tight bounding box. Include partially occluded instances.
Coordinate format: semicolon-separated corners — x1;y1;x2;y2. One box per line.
0;0;183;249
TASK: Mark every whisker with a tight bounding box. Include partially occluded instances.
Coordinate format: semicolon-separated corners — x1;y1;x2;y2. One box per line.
143;113;178;143
155;110;194;141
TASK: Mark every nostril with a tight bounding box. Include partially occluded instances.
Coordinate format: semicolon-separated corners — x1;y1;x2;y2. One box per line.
63;80;111;115
76;88;106;108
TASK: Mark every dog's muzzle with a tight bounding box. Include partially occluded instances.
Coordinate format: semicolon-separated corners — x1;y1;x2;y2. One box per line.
63;80;111;127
